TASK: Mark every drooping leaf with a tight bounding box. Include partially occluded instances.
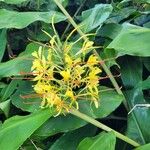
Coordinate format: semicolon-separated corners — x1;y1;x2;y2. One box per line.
49;125;97;150
80;4;113;33
0;108;54;150
0;29;7;61
77;132;116;150
0;9;66;29
107;23;150;57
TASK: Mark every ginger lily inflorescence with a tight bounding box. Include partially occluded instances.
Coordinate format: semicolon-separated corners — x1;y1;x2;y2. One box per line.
31;28;102;116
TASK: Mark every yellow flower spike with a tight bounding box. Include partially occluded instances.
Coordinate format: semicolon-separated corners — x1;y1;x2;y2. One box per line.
60;69;71;81
31;25;103;116
65;54;72;66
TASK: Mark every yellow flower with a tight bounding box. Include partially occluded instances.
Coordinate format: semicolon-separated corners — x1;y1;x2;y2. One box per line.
83;40;94;50
60;69;71;81
31;27;103;116
87;55;98;66
33;81;52;94
65;89;75;100
65;54;72;66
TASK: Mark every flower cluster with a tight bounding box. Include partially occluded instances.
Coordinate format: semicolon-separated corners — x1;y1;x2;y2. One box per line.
31;32;102;116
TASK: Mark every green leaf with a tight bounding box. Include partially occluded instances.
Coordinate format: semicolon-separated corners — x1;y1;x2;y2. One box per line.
120;57;150;144
136;76;150;90
77;132;116;150
134;0;150;4
0;108;54;150
33;114;86;138
97;23;122;39
0;29;7;62
0;80;20;102
11;81;41;113
34;87;123;137
107;23;150;57
134;143;150;150
0;99;10;117
0;42;39;78
143;58;150;72
0;9;66;29
80;4;113;33
49;125;97;150
79;87;123;118
0;0;27;4
106;7;136;24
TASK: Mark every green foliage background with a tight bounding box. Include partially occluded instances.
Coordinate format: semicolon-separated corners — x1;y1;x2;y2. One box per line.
0;0;150;150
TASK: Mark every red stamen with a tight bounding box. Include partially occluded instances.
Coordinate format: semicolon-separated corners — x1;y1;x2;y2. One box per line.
20;94;42;99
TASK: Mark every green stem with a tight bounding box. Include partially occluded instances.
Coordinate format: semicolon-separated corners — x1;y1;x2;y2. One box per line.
70;109;140;147
61;0;87;40
53;0;128;110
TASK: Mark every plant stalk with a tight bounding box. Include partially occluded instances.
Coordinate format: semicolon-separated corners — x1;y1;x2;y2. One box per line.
70;109;140;147
53;0;128;110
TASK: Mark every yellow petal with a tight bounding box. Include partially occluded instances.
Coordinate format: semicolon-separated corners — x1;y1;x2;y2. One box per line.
60;70;71;81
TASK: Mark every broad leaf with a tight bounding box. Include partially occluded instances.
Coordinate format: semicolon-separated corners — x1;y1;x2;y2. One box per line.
80;4;113;33
49;125;97;150
0;9;66;29
77;132;116;150
107;23;150;57
0;108;54;150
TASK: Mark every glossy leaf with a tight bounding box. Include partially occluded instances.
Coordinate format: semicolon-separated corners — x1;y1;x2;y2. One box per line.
49;125;97;150
0;9;66;29
107;23;150;57
77;132;116;150
0;109;54;150
80;4;113;33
